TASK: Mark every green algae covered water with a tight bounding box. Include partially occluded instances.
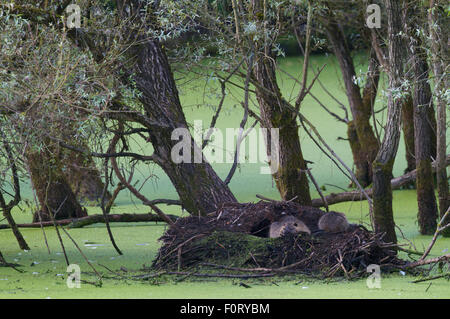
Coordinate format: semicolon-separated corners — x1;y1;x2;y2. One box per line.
1;192;449;299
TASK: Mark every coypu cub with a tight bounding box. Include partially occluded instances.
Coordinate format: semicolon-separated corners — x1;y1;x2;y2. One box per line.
269;215;311;238
318;211;350;233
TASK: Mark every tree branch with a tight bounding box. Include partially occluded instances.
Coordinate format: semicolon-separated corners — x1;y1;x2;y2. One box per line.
51;137;155;162
311;155;450;207
0;213;179;229
224;54;254;185
109;130;177;228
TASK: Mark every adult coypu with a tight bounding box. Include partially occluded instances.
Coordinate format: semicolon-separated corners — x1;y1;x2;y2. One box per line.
269;215;311;238
318;211;350;233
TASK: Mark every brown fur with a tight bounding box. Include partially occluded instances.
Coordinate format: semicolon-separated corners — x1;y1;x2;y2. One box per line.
318;211;350;233
269;215;311;238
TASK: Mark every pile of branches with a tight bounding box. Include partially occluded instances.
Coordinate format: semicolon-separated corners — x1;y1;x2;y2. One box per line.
152;201;406;279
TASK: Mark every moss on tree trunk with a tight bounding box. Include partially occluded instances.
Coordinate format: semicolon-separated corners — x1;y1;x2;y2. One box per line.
428;0;449;236
62;149;111;205
253;57;312;205
126;37;237;215
371;0;406;246
408;7;438;235
372;161;397;244
324;20;380;187
415;161;438;234
27;147;87;222
347;121;371;187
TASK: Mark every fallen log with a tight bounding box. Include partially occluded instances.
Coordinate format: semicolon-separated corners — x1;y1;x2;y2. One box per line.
312;155;450;207
0;213;179;229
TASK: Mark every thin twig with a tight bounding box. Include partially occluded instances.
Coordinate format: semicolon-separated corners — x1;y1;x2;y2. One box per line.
420;208;450;261
60;225;102;280
306;168;329;212
411;273;450;283
100;130;123;255
108;128;178;229
224;53;254;185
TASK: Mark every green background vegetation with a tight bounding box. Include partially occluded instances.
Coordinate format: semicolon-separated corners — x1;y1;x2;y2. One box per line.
1;55;449;298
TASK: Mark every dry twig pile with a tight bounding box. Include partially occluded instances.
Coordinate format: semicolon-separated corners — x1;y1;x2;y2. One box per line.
153;201;406;278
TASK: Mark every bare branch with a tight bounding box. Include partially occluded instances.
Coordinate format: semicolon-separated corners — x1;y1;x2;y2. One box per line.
420;207;450;261
294;2;313;110
311;155;450;207
203;80;227;149
306;168;329;212
224;54;254;185
51;137;155;162
108;128;177;228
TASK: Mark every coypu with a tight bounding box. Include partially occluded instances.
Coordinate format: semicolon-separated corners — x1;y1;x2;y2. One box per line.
317;211;350;233
269;215;311;238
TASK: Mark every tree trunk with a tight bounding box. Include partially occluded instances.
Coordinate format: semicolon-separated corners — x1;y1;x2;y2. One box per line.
324;21;379;187
347;121;370;186
247;0;311;205
401;95;416;173
372;0;406;245
58;1;238;216
400;105;439;183
0;202;30;250
427;106;438;161
0;137;29;249
0;250;6;265
124;28;237;215
27;146;87;222
429;0;449;236
11;101;88;222
0;186;29;250
62;149;110;205
253;57;312;205
409;36;438;235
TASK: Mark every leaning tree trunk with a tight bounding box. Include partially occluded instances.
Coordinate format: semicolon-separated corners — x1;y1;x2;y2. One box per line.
0;199;29;250
409;34;438;235
372;0;406;245
253;56;312;205
13;102;87;222
27;145;87;222
0;250;6;265
324;21;380;187
9;0;238;216
63;1;238;216
429;0;450;236
0;137;29;250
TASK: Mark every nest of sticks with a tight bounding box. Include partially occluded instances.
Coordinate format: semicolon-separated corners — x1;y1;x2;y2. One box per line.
152;201;407;279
